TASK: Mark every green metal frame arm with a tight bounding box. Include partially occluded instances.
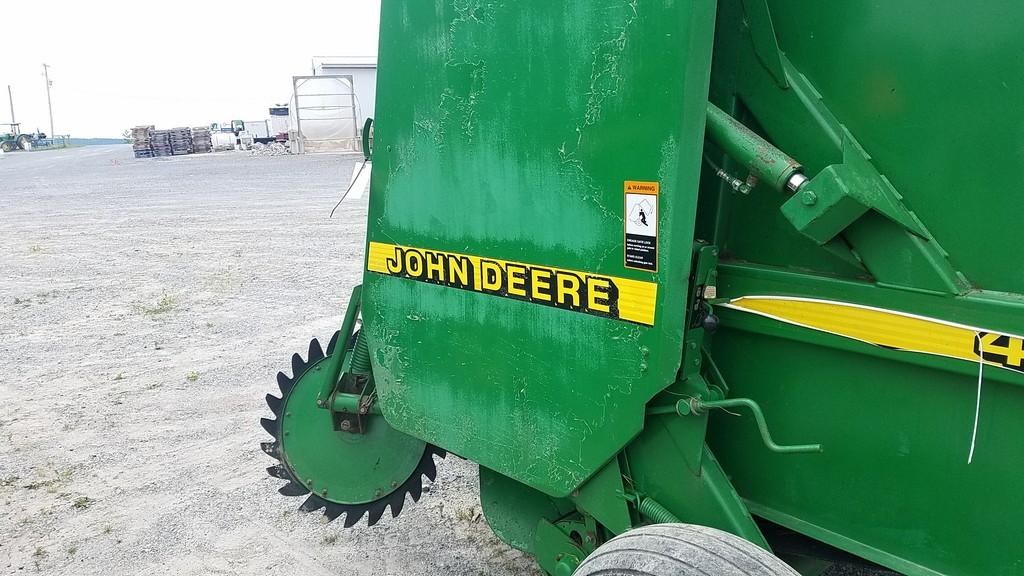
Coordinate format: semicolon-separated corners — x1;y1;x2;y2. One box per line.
317;285;363;407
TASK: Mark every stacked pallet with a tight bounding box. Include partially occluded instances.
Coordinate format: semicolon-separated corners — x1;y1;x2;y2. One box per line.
131;125;154;158
150;129;172;157
169;127;193;155
191;127;212;154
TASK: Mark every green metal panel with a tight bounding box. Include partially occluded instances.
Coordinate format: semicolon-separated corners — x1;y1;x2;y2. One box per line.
363;0;717;497
701;2;1024;573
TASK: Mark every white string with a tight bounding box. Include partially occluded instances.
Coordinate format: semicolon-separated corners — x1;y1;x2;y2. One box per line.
968;333;984;464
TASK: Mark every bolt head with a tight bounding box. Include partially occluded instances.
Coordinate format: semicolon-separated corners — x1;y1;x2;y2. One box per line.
340;420;352;431
801;190;818;206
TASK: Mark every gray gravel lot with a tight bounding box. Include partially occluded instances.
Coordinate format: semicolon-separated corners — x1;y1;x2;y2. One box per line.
0;145;537;575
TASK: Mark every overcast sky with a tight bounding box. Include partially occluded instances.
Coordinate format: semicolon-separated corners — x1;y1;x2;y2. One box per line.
1;0;381;137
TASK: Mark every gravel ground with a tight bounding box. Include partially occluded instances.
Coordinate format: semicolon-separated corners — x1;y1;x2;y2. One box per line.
0;145;538;575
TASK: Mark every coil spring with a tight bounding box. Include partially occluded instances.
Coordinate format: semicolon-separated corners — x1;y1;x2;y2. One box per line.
350;330;372;375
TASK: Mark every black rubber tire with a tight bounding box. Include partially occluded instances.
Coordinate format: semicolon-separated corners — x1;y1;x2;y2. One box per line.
16;135;32;151
574;523;799;576
0;141;13;153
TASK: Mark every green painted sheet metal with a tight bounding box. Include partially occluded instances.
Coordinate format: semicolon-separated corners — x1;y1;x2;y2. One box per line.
701;3;1024;573
364;0;718;497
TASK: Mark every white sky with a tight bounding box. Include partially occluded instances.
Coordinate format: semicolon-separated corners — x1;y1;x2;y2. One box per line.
1;0;381;138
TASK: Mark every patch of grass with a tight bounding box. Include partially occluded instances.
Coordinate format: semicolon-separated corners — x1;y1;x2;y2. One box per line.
113;372;125;381
25;467;73;492
455;506;476;522
145;382;162;390
142;293;178;316
0;475;18;487
13;297;31;305
72;496;94;510
33;546;46;558
102;524;113;535
322;533;339;545
185;371;200;382
66;545;78;556
29;244;43;253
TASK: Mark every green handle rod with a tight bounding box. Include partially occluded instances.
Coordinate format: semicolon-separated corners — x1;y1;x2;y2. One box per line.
705;103;806;193
696;398;823;454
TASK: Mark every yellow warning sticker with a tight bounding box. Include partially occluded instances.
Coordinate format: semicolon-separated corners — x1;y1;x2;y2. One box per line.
367;242;658;326
725;296;1024;374
624;181;660;272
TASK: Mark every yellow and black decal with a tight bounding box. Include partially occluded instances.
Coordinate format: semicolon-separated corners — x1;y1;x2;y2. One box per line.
624;181;659;272
725;296;1024;374
367;242;658;326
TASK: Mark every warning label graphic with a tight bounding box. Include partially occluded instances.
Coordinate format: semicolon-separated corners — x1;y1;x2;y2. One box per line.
624;181;659;272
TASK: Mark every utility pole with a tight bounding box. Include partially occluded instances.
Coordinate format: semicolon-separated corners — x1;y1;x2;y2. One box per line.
7;85;14;125
42;64;54;138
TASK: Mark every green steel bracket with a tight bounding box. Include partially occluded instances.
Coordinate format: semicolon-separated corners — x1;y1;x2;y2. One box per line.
331;391;381;415
534;516;598;576
683;397;823;454
572;458;633;536
781;134;929;245
706;97;968;294
682;243;721;379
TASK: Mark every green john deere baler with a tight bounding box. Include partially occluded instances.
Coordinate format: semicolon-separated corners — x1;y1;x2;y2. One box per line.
259;2;1024;574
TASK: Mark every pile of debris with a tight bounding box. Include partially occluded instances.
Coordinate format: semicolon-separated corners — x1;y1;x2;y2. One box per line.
249;142;290;157
150;130;172;157
131;125;155;159
169;127;193;155
191;127;212;154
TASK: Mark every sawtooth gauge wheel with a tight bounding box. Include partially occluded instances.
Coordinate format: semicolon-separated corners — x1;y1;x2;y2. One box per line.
260;332;446;527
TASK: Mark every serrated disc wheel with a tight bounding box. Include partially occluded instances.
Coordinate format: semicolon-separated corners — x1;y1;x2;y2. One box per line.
260;333;445;527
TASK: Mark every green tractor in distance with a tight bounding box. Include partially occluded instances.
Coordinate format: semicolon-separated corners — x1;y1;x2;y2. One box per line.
260;1;1024;575
1;124;35;152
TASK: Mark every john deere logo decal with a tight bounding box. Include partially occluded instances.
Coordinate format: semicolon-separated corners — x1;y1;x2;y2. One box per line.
367;242;658;326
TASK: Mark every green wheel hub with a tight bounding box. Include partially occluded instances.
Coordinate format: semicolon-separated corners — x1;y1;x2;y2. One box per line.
260;334;445;527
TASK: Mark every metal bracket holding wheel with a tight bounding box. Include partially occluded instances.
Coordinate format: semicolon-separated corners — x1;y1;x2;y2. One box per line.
573;524;800;576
